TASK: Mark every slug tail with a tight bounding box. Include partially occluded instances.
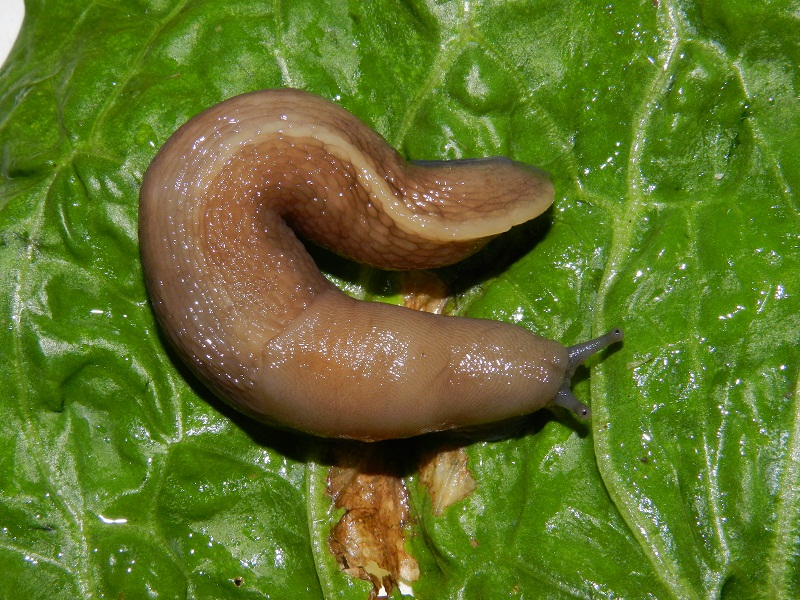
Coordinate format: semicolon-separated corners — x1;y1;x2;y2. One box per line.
551;328;624;419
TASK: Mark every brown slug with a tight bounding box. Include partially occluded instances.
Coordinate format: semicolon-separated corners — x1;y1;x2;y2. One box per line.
139;88;622;441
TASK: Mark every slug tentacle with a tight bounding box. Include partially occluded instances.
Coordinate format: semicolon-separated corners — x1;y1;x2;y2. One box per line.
567;328;624;366
552;328;625;419
139;88;622;441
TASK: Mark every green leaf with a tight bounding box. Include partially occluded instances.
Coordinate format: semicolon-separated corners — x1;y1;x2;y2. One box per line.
1;0;798;598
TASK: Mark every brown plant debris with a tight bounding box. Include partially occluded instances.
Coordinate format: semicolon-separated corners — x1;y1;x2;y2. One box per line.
400;270;450;314
327;443;419;599
418;444;477;516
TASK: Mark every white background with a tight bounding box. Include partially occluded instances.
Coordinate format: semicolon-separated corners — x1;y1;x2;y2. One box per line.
0;0;25;66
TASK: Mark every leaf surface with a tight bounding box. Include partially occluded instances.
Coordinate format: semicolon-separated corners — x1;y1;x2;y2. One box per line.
1;0;798;598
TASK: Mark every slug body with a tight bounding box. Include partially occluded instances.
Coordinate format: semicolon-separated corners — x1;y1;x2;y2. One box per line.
139;88;621;441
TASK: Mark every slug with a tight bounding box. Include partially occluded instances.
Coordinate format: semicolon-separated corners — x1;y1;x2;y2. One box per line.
139;88;622;441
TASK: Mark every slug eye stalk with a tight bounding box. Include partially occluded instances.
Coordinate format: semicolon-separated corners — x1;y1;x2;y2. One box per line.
553;328;624;419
